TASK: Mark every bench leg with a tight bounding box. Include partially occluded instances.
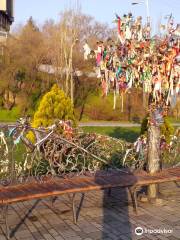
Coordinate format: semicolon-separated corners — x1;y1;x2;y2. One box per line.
68;193;85;225
51;196;58;207
76;193;85;222
67;193;77;224
2;205;10;240
128;187;138;214
174;181;180;188
108;188;112;196
72;193;77;224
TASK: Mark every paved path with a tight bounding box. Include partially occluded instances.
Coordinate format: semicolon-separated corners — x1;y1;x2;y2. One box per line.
0;182;179;240
1;122;179;128
79;122;180;127
0;122;141;128
79;122;141;127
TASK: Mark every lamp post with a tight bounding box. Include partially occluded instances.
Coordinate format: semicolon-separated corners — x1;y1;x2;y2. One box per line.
132;0;150;24
70;38;78;104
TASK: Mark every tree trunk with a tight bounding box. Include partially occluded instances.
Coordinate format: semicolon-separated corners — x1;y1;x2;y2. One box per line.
70;69;74;104
147;125;160;199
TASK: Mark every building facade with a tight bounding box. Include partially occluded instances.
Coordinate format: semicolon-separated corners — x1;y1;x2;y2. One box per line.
0;0;14;38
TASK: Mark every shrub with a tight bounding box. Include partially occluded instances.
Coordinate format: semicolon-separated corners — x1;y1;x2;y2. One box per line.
160;117;174;143
32;84;76;127
140;115;149;135
140;115;174;142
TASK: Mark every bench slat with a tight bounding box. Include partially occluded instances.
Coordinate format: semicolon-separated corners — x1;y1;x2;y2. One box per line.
0;167;180;204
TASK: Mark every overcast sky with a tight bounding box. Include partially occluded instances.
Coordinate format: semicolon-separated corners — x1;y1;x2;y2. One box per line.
14;0;180;33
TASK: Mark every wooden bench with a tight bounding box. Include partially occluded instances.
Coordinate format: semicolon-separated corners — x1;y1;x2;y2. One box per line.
0;167;180;239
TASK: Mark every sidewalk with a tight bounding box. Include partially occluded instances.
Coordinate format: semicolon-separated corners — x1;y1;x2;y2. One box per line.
79;122;180;127
1;122;180;128
0;182;179;240
79;122;141;127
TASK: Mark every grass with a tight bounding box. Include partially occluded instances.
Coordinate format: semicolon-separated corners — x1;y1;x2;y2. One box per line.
12;144;27;164
81;126;140;142
78;92;136;122
0;107;21;122
167;117;180;123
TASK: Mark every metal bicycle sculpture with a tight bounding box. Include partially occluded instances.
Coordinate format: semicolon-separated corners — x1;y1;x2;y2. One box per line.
122;135;148;170
0;118;129;185
160;131;180;167
122;131;180;170
0;131;9;178
0;118;179;185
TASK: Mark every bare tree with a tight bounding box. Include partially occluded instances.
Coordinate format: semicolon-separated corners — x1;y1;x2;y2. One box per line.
42;7;113;104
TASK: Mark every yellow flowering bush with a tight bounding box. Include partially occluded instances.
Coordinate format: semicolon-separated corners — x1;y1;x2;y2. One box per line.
32;84;76;128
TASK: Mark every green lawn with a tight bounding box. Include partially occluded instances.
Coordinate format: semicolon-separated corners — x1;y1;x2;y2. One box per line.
81;126;140;142
0;107;21;122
